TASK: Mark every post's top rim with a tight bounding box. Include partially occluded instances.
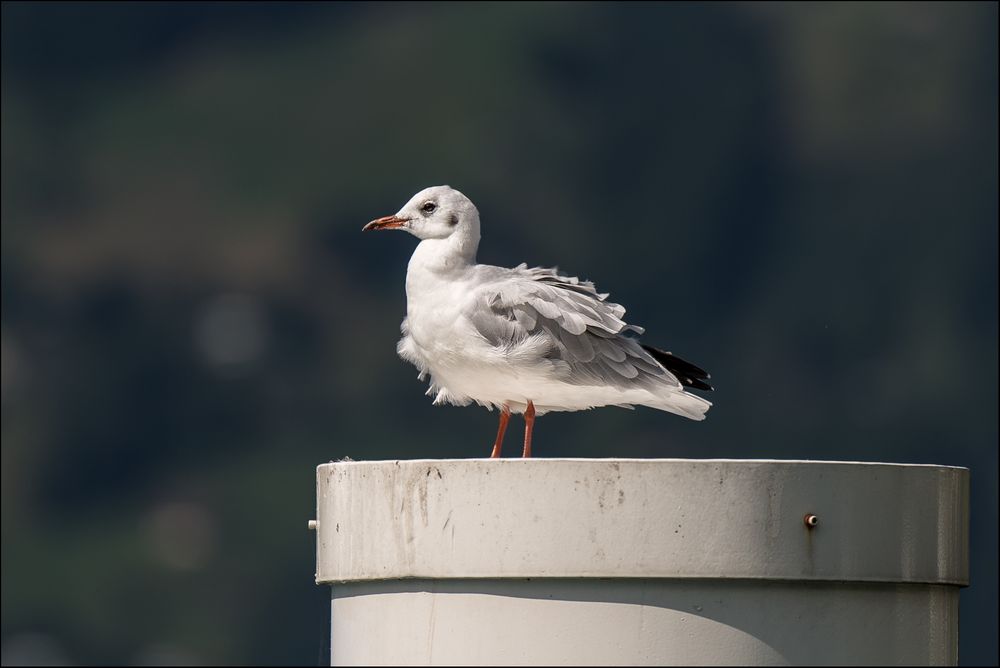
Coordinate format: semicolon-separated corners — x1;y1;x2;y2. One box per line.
317;458;968;472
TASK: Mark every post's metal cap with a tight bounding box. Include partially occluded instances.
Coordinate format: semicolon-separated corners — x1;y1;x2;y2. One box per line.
315;459;969;586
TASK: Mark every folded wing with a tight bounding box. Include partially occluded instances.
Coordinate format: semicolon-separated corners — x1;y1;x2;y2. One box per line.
465;264;701;395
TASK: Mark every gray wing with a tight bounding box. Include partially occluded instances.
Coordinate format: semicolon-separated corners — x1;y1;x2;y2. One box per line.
465;265;683;392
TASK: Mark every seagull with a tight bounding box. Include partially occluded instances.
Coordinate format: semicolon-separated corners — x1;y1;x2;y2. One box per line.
363;185;712;458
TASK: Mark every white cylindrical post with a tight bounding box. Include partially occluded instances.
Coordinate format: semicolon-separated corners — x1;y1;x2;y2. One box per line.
314;459;968;666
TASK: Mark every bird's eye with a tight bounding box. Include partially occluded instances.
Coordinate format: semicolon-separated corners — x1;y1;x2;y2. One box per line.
421;201;437;214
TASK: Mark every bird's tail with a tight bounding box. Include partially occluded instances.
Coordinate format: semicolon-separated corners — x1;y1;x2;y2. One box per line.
653;389;713;421
638;344;713;420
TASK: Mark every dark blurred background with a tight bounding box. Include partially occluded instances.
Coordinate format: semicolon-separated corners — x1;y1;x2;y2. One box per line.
1;1;996;665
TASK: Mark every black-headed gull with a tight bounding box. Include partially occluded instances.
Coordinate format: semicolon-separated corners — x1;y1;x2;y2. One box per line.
364;186;712;457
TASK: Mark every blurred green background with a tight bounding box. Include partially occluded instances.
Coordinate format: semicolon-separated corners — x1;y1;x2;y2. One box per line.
2;1;996;665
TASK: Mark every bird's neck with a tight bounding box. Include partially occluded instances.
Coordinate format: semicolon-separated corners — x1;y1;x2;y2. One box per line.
408;235;478;277
405;237;477;316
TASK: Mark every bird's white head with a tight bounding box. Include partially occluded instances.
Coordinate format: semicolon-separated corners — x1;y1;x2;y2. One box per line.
363;185;481;261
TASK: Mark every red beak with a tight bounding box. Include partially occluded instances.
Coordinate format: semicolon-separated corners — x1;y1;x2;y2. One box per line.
363;215;409;231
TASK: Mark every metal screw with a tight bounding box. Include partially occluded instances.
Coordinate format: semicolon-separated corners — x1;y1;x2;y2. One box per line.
804;514;819;528
308;520;318;530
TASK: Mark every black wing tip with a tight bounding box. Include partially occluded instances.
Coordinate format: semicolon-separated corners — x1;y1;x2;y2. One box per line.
640;344;714;392
682;377;715;392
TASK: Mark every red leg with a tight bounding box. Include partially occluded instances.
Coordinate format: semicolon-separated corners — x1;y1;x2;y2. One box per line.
490;405;510;458
522;401;536;458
